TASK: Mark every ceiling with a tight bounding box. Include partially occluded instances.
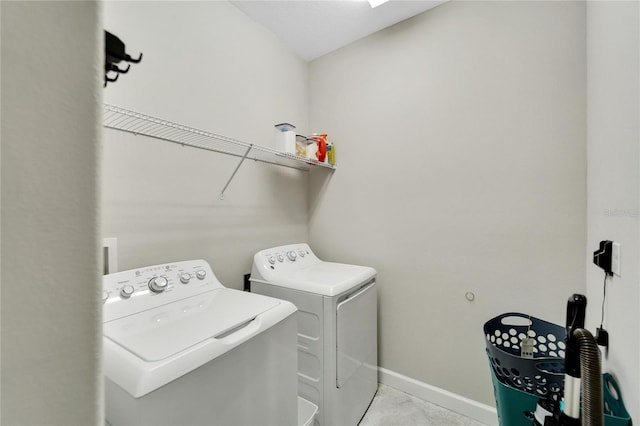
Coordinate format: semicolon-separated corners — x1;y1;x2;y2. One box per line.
230;0;448;61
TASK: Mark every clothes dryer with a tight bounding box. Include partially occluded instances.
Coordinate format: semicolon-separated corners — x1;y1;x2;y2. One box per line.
250;244;378;426
102;259;298;426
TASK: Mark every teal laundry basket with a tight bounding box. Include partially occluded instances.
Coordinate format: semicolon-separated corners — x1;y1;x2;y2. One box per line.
485;312;632;426
484;313;566;401
488;358;631;426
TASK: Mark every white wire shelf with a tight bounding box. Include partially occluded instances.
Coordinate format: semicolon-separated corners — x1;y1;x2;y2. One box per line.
102;104;334;198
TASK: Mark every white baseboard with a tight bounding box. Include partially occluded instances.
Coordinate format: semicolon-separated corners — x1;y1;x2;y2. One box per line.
378;367;499;426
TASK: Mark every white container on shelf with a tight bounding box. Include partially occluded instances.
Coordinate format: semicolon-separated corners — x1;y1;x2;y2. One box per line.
275;123;296;154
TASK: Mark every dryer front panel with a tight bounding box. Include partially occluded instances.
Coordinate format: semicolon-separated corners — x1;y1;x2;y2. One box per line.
336;280;377;388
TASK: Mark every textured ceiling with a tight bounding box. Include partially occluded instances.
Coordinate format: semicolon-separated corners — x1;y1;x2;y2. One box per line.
230;0;447;61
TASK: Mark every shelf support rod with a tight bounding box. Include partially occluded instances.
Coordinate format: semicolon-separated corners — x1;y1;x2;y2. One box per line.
219;144;253;200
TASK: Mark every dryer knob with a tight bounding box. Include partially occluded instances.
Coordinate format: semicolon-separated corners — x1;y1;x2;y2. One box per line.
277;254;285;263
287;250;297;261
268;256;276;265
180;273;191;284
196;270;206;280
148;276;169;293
120;285;135;299
298;250;306;257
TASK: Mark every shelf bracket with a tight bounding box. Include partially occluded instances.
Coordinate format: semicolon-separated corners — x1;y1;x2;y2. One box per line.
219;145;253;200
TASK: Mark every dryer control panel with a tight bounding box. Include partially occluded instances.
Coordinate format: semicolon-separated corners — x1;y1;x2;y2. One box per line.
103;259;223;322
254;243;319;272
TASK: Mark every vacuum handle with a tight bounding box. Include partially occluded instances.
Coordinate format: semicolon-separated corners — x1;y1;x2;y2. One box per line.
565;294;586;336
564;294;587;378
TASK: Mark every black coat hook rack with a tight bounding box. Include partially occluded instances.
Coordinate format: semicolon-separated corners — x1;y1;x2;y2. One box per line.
105;30;142;87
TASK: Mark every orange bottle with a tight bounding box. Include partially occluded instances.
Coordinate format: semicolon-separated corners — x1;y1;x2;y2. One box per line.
311;134;327;162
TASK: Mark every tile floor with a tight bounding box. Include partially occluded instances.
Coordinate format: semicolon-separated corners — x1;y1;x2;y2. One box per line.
358;384;489;426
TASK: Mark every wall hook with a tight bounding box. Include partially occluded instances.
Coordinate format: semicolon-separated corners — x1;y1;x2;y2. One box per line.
105;72;119;84
106;62;130;74
104;30;142;86
126;52;143;64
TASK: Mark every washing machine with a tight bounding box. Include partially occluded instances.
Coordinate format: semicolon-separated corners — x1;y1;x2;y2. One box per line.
102;259;298;426
250;243;378;426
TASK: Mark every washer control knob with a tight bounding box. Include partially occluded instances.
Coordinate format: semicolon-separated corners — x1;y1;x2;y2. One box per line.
277;254;285;263
196;270;206;280
102;291;110;304
120;285;135;299
298;250;306;257
148;276;168;293
287;250;297;261
268;256;276;265
180;273;191;284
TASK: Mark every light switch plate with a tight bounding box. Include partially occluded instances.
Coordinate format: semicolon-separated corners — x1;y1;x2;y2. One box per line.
103;237;118;275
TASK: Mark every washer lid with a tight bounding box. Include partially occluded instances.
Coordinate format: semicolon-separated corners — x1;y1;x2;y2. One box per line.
257;262;376;296
103;288;279;362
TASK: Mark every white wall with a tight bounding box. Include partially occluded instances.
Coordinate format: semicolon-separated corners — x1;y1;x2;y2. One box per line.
586;1;640;421
102;1;312;288
309;1;586;406
1;1;102;425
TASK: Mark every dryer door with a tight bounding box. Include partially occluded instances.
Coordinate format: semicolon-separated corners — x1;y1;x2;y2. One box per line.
336;281;377;388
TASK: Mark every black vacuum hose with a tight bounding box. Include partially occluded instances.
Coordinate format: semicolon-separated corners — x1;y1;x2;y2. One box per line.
574;328;603;426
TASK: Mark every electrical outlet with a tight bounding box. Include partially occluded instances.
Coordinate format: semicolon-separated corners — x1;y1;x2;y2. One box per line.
611;242;621;276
